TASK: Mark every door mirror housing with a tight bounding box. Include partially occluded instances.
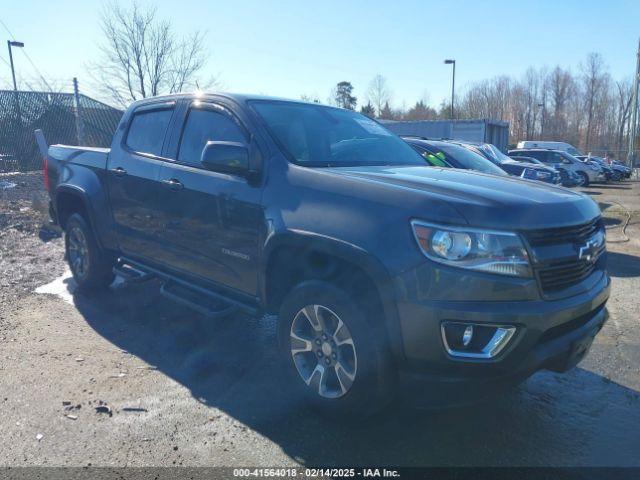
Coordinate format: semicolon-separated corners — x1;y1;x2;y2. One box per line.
201;141;249;175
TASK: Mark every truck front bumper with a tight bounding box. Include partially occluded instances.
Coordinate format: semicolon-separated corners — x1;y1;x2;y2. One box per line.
392;270;610;387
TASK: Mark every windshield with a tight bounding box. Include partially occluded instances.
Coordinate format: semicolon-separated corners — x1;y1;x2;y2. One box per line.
481;143;513;164
425;143;507;176
251;101;425;167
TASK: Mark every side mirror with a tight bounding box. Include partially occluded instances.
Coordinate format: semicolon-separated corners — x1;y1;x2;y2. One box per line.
201;141;249;176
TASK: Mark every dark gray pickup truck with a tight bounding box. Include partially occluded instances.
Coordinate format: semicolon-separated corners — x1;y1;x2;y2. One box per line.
43;93;610;415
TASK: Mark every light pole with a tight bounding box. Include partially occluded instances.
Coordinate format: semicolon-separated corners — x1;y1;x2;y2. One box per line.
7;40;25;91
444;59;456;119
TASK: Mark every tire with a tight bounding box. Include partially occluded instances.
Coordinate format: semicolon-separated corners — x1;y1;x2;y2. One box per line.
65;213;115;291
277;280;394;418
577;171;589;187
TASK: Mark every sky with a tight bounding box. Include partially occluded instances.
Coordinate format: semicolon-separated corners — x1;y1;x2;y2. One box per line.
0;0;639;108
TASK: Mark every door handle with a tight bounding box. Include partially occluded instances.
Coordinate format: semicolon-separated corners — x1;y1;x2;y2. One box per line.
110;166;127;176
161;178;184;191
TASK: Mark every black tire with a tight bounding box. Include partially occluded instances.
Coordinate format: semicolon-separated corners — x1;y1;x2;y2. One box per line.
65;213;115;291
277;280;394;418
578;171;589;187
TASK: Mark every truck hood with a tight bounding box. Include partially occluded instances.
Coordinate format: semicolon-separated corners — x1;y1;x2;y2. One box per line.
326;165;600;230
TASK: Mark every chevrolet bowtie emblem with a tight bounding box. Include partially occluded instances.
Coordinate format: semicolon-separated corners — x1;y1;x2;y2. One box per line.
578;236;601;263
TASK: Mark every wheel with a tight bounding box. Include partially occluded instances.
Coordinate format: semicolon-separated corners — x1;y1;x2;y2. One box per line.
577;171;589;187
65;213;115;291
277;280;394;417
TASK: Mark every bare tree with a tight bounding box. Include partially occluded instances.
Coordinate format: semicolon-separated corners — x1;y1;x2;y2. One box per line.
92;2;214;106
546;66;575;139
580;53;609;149
614;79;633;153
366;75;391;116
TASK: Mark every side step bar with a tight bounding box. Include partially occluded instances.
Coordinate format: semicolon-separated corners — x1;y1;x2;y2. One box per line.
113;262;154;284
115;257;260;319
160;282;237;319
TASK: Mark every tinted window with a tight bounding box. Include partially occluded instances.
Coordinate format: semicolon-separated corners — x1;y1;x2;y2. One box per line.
412;145;450;167
549;152;569;164
523;151;547;162
252;101;423;167
426;143;507;176
178;108;246;166
126;108;173;156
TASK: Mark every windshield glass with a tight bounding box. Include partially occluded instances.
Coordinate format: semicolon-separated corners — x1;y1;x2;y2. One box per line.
427;143;507;176
251;101;425;167
483;144;513;164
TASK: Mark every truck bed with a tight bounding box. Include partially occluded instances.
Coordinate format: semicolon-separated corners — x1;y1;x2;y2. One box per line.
48;144;110;170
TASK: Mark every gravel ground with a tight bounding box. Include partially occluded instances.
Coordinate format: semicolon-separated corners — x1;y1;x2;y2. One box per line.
0;174;639;467
0;172;64;326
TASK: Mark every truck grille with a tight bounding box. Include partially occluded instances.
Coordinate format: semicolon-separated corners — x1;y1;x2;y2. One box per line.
524;217;605;295
525;217;602;247
536;253;602;293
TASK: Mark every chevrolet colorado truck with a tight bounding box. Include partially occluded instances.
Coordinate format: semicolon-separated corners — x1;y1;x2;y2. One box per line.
42;93;610;415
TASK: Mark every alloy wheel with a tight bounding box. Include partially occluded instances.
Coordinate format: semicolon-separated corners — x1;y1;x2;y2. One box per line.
289;304;357;399
68;227;90;279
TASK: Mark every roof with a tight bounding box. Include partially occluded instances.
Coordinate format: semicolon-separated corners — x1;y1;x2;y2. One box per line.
129;91;334;109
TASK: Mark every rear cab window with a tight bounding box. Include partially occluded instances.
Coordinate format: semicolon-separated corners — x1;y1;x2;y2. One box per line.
125;107;174;157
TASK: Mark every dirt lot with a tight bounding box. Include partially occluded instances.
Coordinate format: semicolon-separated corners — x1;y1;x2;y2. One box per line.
1;172;639;467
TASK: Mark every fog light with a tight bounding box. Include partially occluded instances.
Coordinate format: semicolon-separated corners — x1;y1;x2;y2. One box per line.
441;322;516;359
462;325;473;347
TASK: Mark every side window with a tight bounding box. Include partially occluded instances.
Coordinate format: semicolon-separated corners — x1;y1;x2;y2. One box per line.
125;108;173;156
178;107;246;166
529;151;547;162
549;152;566;164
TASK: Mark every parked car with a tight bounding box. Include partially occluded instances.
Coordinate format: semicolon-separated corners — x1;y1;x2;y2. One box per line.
41;93;610;416
574;155;617;181
517;141;582;156
455;141;561;185
402;137;508;177
578;156;631;180
611;160;632;178
555;167;583;187
509;149;605;186
515;155;582;187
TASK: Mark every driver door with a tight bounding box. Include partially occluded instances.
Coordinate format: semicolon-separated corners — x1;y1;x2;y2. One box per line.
155;102;263;295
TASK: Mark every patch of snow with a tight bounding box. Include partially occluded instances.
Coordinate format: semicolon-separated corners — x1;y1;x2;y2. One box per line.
35;269;76;305
0;180;17;189
35;270;125;304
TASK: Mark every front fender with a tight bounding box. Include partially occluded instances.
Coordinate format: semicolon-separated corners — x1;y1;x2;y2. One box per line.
261;230;406;361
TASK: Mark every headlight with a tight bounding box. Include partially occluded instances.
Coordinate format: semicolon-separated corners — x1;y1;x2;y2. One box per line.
411;221;532;277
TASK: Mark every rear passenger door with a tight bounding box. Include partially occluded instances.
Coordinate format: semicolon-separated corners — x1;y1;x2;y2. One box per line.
107;101;176;259
155;101;263;296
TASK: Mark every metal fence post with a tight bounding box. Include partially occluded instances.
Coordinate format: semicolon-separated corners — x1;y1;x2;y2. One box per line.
73;77;86;146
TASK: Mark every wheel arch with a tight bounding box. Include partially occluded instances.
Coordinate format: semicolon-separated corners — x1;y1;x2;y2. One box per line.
262;231;405;360
55;185;107;251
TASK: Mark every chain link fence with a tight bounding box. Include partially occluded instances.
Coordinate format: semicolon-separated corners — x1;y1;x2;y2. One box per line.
0;89;123;172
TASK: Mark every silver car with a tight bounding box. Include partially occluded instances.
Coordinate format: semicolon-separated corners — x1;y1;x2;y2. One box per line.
509;149;606;186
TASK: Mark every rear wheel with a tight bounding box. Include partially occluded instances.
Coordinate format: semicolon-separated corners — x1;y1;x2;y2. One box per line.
278;280;394;417
65;213;115;291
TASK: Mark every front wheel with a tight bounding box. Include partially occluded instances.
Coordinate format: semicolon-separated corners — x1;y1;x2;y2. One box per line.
65;213;115;291
577;171;589;187
277;280;394;417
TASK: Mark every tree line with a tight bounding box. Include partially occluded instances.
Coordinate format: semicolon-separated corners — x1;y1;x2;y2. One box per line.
91;3;634;157
325;53;634;155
